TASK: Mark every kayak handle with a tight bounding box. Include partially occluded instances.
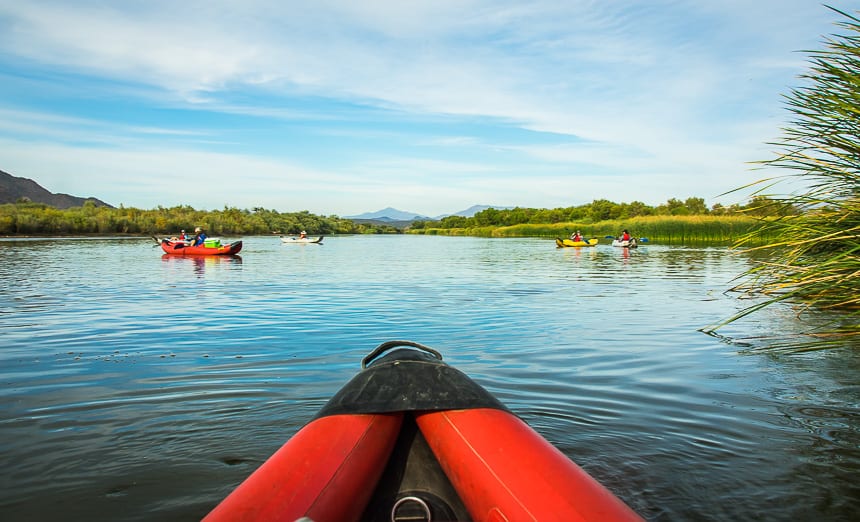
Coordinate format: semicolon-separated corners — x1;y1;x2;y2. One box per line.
392;495;432;521
362;340;443;369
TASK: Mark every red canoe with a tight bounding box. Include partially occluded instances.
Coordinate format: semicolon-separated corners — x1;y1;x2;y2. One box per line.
159;239;242;256
203;341;642;522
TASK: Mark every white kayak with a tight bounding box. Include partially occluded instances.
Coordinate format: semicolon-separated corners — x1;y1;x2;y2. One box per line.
612;238;637;248
280;235;324;244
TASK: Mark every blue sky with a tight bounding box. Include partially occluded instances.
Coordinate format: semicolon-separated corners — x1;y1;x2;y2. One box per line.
0;1;845;217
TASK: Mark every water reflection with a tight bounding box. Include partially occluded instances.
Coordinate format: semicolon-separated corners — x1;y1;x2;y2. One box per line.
558;246;599;261
160;254;243;277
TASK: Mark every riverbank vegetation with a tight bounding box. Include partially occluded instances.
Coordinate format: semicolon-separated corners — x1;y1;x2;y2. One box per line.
0;202;401;236
3;195;790;243
704;8;860;352
410;197;789;245
413;215;764;245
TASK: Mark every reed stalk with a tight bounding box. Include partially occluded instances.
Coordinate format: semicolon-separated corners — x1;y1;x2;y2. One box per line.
704;8;860;351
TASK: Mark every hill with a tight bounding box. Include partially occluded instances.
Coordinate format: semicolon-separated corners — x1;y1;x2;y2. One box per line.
346;204;512;221
441;204;514;219
0;169;113;209
344;207;432;220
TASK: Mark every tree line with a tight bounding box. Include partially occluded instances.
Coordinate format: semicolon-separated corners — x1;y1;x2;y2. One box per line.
410;196;798;230
1;195;799;236
0;201;401;236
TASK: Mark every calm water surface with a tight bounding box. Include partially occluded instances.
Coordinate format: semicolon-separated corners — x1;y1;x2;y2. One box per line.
1;235;858;521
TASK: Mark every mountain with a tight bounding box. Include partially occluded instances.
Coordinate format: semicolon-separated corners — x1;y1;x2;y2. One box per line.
437;204;514;219
0;169;113;208
345;207;432;221
346;205;514;221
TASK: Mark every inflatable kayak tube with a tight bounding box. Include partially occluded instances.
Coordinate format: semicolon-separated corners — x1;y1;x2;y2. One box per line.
160;239;242;255
203;341;642;522
556;237;599;247
280;235;324;244
611;239;638;248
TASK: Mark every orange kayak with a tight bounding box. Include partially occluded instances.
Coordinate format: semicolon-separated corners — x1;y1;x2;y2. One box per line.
160;239;242;255
203;341;642;522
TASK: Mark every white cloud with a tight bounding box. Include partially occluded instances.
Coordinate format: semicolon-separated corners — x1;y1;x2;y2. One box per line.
0;0;842;215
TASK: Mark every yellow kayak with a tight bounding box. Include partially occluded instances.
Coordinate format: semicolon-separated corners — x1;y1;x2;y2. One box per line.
555;237;599;248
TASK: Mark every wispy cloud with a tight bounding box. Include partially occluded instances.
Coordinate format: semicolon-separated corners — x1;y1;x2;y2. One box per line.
0;0;841;215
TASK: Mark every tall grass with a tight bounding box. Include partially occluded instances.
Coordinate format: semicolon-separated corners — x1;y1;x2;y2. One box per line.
592;215;762;245
411;215;760;245
704;8;860;351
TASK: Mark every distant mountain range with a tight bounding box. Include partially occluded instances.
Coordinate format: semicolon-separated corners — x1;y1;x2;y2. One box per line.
345;207;432;221
1;168;509;220
1;169;113;208
345;204;512;221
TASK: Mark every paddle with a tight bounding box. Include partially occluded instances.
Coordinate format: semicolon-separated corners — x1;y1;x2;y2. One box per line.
152;235;173;248
152;235;187;249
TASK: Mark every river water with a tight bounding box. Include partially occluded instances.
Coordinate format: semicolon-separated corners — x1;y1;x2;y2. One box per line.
0;235;857;521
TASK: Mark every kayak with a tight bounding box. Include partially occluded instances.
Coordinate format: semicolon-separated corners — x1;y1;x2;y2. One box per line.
160;239;242;255
556;237;599;248
203;341;642;522
612;238;638;248
280;235;324;244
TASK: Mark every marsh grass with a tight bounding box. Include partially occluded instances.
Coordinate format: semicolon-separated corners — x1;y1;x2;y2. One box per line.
703;8;860;351
412;215;761;245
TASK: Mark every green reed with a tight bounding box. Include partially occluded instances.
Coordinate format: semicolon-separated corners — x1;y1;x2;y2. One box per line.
704;8;860;351
411;215;760;246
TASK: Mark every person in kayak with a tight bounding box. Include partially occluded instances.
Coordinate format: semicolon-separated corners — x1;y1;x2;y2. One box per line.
169;229;187;242
299;230;308;239
620;229;631;242
570;230;584;242
192;227;207;246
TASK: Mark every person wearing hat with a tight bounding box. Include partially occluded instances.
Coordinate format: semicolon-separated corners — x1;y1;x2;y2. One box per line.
192;227;207;246
299;230;307;239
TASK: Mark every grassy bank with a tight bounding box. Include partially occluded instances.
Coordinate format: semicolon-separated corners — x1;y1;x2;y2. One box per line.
410;215;762;245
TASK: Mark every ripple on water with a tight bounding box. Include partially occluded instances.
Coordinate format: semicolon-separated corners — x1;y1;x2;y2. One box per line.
0;237;858;521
